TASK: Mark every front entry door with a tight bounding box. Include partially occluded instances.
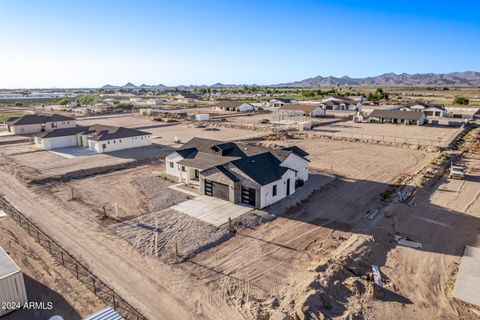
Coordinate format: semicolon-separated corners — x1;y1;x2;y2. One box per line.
286;178;291;196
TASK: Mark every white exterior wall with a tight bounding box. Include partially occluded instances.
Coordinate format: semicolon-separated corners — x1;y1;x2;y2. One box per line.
259;170;296;209
45;120;76;131
90;135;151;153
311;107;326;117
165;152;183;180
35;135;78;150
237;103;254;112
11;123;42;134
280;154;309;181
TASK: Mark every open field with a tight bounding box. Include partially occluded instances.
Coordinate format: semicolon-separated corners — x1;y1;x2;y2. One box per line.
0;140;170;183
51;164;191;219
313;121;462;147
0;216;105;320
76;115;266;146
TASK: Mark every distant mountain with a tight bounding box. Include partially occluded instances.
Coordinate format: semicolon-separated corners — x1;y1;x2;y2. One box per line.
101;82;167;89
278;71;480;87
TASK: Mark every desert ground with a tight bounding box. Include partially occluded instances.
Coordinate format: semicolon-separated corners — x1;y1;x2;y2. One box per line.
0;111;478;319
0;216;105;320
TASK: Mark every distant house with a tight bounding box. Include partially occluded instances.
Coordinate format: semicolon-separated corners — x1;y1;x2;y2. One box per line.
321;96;362;111
214;101;255;112
269;98;298;108
165;138;309;209
5;114;76;134
174;93;201;103
399;103;445;117
277;104;326;117
67;101;80;108
369;110;426;125
34;124;151;153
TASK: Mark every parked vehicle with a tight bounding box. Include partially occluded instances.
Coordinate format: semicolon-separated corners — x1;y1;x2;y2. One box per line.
449;163;466;179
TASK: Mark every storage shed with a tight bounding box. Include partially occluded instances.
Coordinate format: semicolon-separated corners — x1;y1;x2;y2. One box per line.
0;246;28;317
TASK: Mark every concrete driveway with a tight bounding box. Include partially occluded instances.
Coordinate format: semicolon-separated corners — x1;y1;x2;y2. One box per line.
49;147;97;159
171;196;254;227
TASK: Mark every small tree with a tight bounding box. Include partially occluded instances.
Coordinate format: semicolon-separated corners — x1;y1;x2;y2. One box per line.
58;98;70;105
453;97;469;105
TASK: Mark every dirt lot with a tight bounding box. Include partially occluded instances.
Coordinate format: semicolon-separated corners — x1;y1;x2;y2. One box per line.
0;217;105;320
313;121;461;146
76;114;266;147
265;138;433;180
51;164;190;219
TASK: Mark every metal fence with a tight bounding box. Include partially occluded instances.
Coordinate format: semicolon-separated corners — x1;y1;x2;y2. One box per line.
311;129;445;147
0;196;147;320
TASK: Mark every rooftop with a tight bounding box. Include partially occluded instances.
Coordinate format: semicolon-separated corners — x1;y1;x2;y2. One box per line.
7;113;75;126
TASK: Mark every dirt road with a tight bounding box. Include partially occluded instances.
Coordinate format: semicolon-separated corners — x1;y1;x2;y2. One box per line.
0;171;241;320
365;156;480;319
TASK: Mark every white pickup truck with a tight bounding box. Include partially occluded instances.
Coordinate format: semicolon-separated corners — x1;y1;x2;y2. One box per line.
449;164;466;180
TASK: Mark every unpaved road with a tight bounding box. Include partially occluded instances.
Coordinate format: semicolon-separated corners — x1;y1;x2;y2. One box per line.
0;171;239;320
365;156;480;320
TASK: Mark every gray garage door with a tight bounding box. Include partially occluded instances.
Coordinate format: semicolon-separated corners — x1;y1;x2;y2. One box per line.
204;180;229;201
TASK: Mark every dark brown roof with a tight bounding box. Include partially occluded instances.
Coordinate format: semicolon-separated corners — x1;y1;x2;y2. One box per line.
8;113;75;126
370;110;425;121
34;124;150;141
215;101;252;109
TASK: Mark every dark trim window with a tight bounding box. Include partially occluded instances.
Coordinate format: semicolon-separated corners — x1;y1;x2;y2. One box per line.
181;166;186;172
272;185;277;196
169;162;174;168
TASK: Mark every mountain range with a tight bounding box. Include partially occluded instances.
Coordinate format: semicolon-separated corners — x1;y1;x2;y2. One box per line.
101;71;480;89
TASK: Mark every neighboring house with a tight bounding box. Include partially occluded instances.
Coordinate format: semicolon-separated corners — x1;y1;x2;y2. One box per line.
402;103;445;117
67;101;80;108
34;124;151;153
321;96;362;111
277;104;326;117
174;93;200;103
269;98;298;108
369;110;426;125
5;114;76;134
165;138;309;209
214;101;255;112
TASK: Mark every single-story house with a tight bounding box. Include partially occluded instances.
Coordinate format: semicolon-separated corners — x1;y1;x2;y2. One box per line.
67;101;80;108
214;101;255;112
277;104;326;117
269;98;298;108
444;107;480;120
165;138;309;209
34;124;151;153
174;93;201;103
5;114;76;134
369;110;426;125
321;96;362;111
402;103;445;117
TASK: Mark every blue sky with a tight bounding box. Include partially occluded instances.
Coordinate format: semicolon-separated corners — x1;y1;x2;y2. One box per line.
1;0;479;88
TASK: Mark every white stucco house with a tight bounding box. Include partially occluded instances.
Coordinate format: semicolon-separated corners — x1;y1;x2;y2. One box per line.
34;124;151;153
268;98;298;108
165;138;309;209
214;101;255;112
321;96;362;111
5;114;76;135
369;110;426;125
277;104;326;117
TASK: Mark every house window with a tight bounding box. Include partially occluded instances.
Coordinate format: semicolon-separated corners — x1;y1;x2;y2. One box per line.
108;141;110;144
195;169;199;178
113;140;116;143
51;122;57;128
181;166;186;172
62;121;65;124
102;143;106;149
169;162;174;168
272;185;277;196
119;139;122;143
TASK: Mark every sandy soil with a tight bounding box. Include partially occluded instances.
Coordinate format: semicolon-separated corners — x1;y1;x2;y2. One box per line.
0;217;105;320
76;115;266;147
178;141;433;318
51;165;190;219
268;138;433;180
314;121;461;145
